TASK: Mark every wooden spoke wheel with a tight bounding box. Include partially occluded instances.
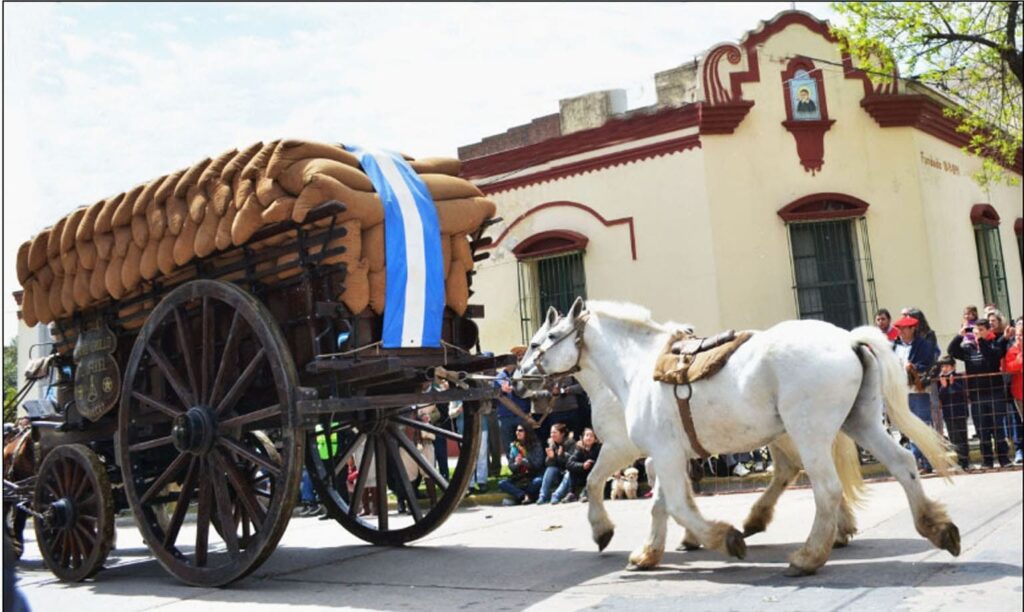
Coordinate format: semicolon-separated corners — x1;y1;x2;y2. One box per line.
306;386;482;545
118;280;303;587
32;444;114;582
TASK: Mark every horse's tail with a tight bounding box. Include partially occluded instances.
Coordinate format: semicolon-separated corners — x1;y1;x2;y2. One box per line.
832;432;866;507
850;326;956;480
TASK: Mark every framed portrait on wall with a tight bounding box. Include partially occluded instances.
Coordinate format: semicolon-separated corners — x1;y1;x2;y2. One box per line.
789;70;821;121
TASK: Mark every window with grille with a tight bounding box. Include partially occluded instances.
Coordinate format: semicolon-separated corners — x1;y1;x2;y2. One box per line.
778;196;876;330
517;251;587;342
974;224;1011;318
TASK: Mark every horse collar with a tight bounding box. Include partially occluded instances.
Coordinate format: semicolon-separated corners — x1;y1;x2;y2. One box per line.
535;313;589;379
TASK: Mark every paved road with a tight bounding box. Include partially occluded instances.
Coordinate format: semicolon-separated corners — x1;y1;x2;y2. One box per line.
12;470;1022;611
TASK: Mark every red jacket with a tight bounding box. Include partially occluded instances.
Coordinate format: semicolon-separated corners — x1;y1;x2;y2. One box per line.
1003;341;1023;401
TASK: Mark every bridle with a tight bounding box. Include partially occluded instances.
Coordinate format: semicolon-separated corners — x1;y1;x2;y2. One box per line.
531;313;590;380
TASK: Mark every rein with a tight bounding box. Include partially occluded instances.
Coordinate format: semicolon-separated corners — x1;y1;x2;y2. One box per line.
533;313;590;380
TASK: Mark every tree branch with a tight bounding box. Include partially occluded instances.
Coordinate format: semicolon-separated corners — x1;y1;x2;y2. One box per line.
923;32;1002;50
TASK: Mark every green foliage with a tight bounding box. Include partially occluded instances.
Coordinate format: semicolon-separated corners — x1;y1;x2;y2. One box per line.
831;2;1023;188
3;339;17;423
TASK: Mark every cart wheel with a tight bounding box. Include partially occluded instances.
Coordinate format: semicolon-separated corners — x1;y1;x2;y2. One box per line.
33;444;115;582
118;279;302;587
306;385;481;545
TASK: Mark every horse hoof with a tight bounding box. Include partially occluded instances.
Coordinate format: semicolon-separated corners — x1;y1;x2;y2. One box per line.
940;523;961;557
596;530;614;552
784;564;816;577
725;528;747;560
833;539;848;549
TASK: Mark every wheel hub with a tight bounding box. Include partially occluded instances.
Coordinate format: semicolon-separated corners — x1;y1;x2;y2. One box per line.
48;498;77;531
172;406;218;455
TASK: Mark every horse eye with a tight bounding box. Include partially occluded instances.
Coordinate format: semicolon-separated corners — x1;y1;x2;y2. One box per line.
530;342;539;349
547;333;556;341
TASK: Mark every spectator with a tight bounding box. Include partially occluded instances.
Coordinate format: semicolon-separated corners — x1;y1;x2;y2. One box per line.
298;468;323;517
875;308;899;341
418;381;451;480
1001;316;1022;465
565;427;602;502
903;307;943;433
936;355;971;470
960;305;980;351
724;452;753;477
494;346;536;457
537;422;574;504
531;376;587;442
454;395;490;495
948;318;1011;468
893;315;938;473
498;425;544;505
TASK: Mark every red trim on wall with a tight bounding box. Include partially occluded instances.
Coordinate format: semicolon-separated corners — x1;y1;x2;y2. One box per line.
698;101;755;134
478;134;701;194
970;204;1001;227
512;230;589;260
482;201;638;260
777;193;870;222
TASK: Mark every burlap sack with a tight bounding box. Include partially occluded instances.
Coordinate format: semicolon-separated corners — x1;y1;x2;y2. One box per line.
187;185;208;224
277;157;375;195
452;233;474;272
233;178;255;211
140;239;160;280
16;242;31;284
47;218;66;260
61;250;78;280
239;140;279;184
256;176;286;207
436;197;497;234
174;158;211;199
61;274;75;316
113;226;132;258
73;268;91;309
231;195;265;246
121;242;143;293
198;148;238;191
28;230;50;272
48;278;64;320
221;142;263;182
131;215;149;249
210;182;233;217
293;174;384;225
420;174;484;201
165;196;188;235
341;259;371;314
368;268;386;315
174;216;199;266
94;232;114;260
131;179;160;217
61;208;86;253
77;200;103;242
446;260;469;315
409;157;461;176
34;278;53;324
267;140;361;178
94;195;123;234
261;196;296;223
153;170;186;208
105;256;126;300
194;207;220;258
147;204;167;241
157;234;177;276
90;257;109;301
115;185;144;226
21;282;38;327
77;239;98;271
441;232;452;278
362;224;384;272
215;205;237;251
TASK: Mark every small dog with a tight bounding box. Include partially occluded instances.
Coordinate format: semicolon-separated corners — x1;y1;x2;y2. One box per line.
610;467;640;499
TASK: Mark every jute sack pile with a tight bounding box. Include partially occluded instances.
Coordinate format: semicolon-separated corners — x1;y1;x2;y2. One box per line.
17;139;495;327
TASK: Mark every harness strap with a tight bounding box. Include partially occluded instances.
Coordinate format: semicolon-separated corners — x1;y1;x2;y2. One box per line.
674;383;710;459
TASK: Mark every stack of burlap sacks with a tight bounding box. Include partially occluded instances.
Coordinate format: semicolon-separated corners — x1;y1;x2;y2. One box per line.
16;140;495;329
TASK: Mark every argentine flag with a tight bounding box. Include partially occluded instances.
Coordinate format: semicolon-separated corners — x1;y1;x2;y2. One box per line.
346;146;445;348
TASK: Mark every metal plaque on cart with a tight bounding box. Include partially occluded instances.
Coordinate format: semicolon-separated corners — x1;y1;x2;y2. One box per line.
73;325;121;421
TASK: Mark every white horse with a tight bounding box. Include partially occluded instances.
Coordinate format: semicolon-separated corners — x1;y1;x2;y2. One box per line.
514;298;959;576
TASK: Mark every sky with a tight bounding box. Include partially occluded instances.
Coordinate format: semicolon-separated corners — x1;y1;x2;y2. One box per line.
2;1;838;342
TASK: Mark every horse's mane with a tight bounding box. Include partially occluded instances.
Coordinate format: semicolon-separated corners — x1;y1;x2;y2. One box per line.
585;300;674;333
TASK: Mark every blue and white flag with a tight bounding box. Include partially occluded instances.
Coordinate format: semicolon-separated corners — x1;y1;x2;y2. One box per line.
345;146;445;348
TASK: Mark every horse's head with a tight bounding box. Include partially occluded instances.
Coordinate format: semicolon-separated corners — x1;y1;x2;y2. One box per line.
514;296;588;397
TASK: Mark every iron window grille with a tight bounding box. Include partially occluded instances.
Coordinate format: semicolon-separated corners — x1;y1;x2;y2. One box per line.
785;217;877;330
974;224;1012;318
517;251;587;343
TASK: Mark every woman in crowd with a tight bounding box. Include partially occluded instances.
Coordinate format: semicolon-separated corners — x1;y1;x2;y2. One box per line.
498;425;544;505
537;422;574;505
564;427;602;503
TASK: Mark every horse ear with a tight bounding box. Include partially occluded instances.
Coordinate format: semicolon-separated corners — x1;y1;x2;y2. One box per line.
546;306;558;326
569;297;585;319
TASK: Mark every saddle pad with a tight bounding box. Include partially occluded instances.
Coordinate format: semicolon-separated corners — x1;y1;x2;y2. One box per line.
653;330;754;385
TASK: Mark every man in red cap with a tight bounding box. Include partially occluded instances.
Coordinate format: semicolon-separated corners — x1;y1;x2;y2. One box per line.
892;315;939;472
